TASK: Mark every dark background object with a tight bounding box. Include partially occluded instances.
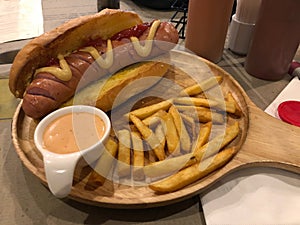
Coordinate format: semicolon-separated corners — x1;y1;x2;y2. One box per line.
98;0;120;11
132;0;175;10
170;0;189;39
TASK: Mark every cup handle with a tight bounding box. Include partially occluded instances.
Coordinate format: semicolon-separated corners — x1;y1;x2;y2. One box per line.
43;153;81;198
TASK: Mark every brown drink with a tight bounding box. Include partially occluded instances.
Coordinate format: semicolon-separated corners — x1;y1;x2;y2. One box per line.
245;0;300;81
185;0;234;63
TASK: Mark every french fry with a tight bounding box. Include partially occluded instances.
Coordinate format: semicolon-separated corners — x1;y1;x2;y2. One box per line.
181;113;197;139
117;129;131;177
169;106;191;152
144;153;193;178
147;150;158;164
174;96;241;115
87;138;118;188
174;97;219;108
144;121;212;178
196;107;224;124
131;131;145;181
130;114;165;161
179;76;223;96
218;101;236;114
180;122;213;169
174;105;199;111
155;123;166;151
142;116;161;128
226;92;242;116
194;122;212;148
181;113;195;127
174;96;237;115
180;106;225;124
129;99;173;119
142;110;167;127
149;147;236;193
193;121;239;161
201;91;243;116
160;111;180;154
110;76;243;191
203;93;237;115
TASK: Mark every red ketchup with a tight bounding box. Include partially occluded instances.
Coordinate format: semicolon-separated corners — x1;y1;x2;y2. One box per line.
111;22;151;41
45;22;151;67
84;22;151;47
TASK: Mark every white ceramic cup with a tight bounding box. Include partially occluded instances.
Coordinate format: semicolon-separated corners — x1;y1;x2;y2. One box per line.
228;14;256;55
34;105;111;198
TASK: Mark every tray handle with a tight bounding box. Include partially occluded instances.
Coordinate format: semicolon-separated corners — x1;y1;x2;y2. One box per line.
236;101;300;174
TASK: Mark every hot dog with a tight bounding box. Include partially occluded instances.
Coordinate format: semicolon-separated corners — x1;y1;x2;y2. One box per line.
9;9;179;119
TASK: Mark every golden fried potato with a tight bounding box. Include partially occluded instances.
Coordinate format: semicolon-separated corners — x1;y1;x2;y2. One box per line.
174;97;218;108
129;99;173;119
131;131;145;181
162;111;180;154
130;114;165;161
179;76;223;96
117;129;131;177
169;106;191;152
87;138;118;187
179;106;225;124
149;147;236;193
193;121;239;161
143;153;193;178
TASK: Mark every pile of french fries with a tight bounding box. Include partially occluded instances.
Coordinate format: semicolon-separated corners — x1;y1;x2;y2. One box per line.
87;75;243;193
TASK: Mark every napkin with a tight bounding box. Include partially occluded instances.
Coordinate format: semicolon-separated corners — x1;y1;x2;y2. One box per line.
265;76;300;119
201;76;300;225
0;0;44;43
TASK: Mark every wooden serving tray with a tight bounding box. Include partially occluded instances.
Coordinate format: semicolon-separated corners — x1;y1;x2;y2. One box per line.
11;50;300;208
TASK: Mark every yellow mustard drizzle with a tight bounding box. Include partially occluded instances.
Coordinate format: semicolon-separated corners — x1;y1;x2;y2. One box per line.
34;54;72;81
80;39;113;69
130;20;161;57
34;20;161;80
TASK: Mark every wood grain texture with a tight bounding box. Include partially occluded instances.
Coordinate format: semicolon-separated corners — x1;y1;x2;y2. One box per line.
11;50;300;208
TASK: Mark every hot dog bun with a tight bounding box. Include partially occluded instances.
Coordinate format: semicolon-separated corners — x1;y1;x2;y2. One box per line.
9;9;143;98
9;9;179;119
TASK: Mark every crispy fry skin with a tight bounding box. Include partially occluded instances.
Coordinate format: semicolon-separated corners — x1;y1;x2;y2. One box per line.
174;96;239;115
179;106;225;124
193;121;239;161
181;113;197;139
169;106;191;152
149;147;236;193
129;100;173;119
142;110;167;127
129;114;165;160
194;122;212;149
154;123;166;154
161;111;180;154
87;138;118;187
131;131;145;181
174;97;218;108
179;76;223;96
117;129;132;177
226;92;243;116
143;153;193;178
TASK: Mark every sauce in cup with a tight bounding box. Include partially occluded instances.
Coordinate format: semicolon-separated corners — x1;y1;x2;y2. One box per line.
43;112;106;154
34;105;111;198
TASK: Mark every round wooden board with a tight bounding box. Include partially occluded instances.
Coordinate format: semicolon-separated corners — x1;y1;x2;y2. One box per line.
11;50;300;208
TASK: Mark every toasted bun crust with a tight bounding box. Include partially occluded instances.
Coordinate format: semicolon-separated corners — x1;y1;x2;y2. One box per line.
9;9;143;98
64;61;170;112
